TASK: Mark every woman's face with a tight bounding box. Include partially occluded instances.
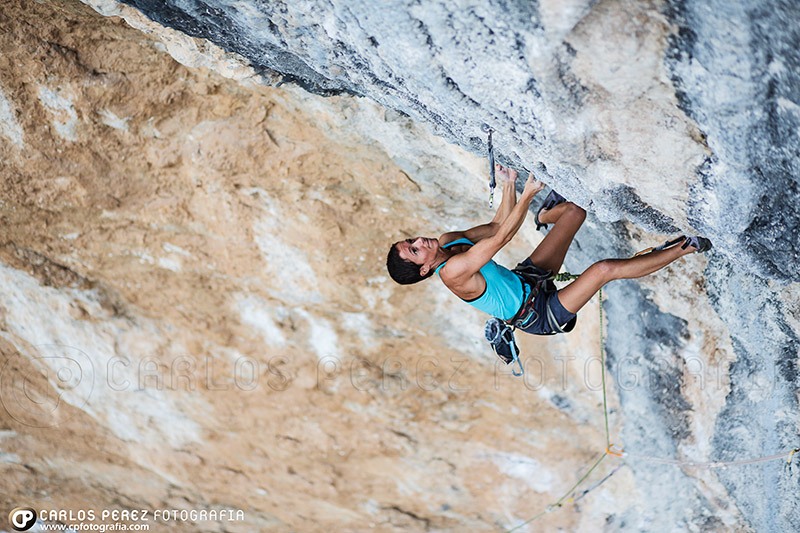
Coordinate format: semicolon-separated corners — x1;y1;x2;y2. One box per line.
396;237;440;271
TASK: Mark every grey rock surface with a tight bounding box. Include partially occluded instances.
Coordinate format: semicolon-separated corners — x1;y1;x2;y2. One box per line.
104;0;799;530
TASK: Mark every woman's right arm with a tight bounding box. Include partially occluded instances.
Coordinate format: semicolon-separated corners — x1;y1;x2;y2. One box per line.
492;166;518;224
440;174;545;284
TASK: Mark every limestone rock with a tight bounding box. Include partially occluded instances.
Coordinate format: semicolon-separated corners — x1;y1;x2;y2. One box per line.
0;0;798;532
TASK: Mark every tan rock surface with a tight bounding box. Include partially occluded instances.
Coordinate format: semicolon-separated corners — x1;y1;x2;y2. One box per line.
0;1;623;531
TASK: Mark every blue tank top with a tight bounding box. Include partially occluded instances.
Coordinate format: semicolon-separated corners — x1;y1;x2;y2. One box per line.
435;238;524;321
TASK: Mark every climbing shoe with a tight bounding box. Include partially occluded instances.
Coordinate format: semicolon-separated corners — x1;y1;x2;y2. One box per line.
535;190;567;230
681;235;713;253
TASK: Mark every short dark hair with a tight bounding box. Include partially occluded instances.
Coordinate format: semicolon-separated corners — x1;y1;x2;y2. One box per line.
386;242;434;285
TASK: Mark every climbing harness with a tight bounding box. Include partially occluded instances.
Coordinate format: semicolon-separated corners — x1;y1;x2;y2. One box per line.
483;125;496;208
486;271;581;374
505;285;800;532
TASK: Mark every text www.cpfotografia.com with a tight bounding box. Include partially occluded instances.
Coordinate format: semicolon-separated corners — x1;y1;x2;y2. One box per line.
7;507;245;532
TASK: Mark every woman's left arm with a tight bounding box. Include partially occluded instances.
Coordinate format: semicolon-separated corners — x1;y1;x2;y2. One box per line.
492;167;518;223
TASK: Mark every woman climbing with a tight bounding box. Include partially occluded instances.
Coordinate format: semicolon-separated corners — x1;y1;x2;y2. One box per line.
386;164;711;342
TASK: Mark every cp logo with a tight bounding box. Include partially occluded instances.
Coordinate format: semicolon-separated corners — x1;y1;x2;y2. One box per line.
9;507;37;531
0;344;94;428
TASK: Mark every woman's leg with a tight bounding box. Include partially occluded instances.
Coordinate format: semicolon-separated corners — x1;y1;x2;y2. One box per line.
528;202;586;273
556;241;697;314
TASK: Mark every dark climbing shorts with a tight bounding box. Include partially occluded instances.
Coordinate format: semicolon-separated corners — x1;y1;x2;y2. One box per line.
509;258;577;336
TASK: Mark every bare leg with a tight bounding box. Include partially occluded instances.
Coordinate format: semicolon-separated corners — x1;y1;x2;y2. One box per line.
557;241;696;314
528;202;586;273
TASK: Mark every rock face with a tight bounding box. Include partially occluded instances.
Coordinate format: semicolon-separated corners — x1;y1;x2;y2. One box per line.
1;0;798;532
112;0;800;280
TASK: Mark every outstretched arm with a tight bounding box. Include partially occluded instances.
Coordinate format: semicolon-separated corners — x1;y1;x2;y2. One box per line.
439;165;519;245
440;173;545;291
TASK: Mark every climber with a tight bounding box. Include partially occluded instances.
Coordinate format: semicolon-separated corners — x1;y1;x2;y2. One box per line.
386;164;712;337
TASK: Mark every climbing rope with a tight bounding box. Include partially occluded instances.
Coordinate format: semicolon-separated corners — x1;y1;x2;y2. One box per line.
553;272;579;282
572;463;625;504
505;281;800;532
621;448;800;469
505;452;610;531
598;287;612;452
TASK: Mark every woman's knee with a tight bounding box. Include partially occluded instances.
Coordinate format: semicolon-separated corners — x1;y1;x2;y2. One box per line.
565;202;586;221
